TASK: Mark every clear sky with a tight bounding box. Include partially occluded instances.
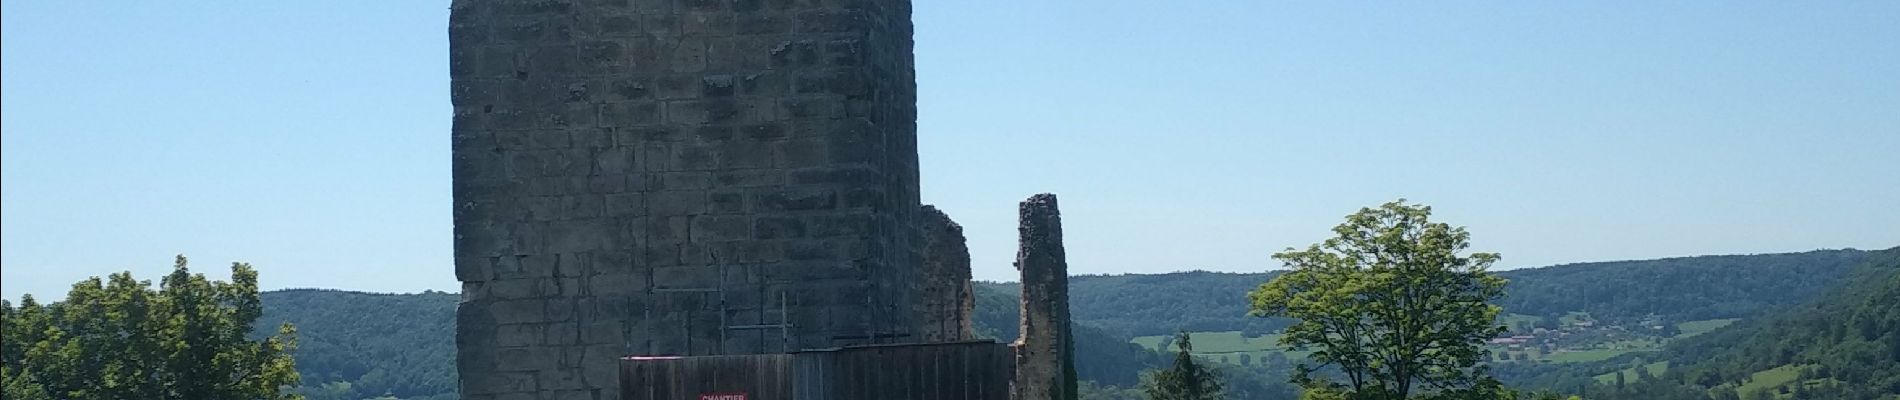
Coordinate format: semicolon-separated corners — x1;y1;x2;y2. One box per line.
4;2;1897;299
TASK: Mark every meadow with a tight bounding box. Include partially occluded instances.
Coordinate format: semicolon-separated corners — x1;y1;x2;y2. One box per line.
1130;331;1312;365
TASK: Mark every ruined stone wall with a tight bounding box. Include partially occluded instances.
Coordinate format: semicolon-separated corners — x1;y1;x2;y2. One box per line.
448;0;920;398
1012;194;1078;400
917;205;974;342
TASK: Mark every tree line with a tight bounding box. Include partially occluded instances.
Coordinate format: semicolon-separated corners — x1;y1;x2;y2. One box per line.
977;250;1866;342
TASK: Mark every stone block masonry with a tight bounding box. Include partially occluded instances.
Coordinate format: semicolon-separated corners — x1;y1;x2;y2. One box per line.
449;0;922;399
1012;194;1078;400
917;205;974;342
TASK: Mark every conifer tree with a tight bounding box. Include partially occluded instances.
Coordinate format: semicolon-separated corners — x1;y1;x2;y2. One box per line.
1142;332;1223;400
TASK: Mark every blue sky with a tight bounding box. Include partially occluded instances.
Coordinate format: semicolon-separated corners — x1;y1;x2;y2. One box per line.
4;2;1897;299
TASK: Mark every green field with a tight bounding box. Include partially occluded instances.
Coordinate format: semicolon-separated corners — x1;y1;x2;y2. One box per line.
1129;331;1311;365
1132;331;1275;353
1594;361;1669;384
1735;364;1805;396
1676;318;1740;338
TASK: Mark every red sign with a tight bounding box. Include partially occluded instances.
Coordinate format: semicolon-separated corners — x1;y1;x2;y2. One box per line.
699;393;747;400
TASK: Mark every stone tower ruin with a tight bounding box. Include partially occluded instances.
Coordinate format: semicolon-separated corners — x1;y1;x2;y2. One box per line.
448;0;934;398
918;205;975;342
1013;193;1078;400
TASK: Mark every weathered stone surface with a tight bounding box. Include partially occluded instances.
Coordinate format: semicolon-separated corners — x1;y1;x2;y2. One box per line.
452;0;923;398
918;205;974;342
1013;193;1077;400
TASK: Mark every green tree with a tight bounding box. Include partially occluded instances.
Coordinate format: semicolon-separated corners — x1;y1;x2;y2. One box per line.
1709;387;1740;400
0;255;301;400
1743;388;1773;400
1142;332;1223;400
1534;315;1560;330
1248;200;1508;399
1;333;55;400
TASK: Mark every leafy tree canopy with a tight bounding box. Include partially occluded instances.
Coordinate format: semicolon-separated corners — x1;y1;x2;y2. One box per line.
1249;200;1507;399
0;256;300;400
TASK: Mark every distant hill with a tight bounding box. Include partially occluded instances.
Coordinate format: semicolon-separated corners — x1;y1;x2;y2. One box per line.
1495;249;1869;323
1638;247;1900;399
1503;247;1900;399
257;289;458;400
975;270;1292;341
975;249;1869;340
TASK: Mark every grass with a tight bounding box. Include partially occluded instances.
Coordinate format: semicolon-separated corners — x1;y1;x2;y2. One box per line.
1132;331;1279;353
1675;318;1740;339
1130;330;1311;365
1727;364;1851;398
1594;361;1669;384
1734;364;1802;396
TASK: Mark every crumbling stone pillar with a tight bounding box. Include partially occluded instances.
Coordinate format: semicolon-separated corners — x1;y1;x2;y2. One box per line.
918;205;974;342
1012;193;1077;400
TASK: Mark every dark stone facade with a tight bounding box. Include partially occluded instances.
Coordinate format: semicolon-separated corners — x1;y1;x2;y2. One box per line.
917;205;974;342
449;0;921;398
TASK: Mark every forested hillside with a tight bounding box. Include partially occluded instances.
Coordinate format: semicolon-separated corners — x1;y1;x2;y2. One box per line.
977;249;1867;340
256;289;458;400
976;271;1293;340
1496;250;1868;323
1592;247;1900;399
